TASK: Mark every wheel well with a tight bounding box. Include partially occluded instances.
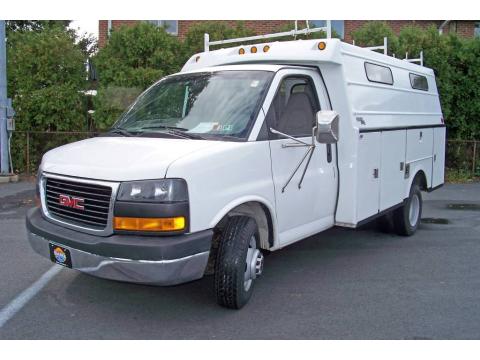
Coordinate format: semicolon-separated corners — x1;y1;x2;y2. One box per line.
215;202;274;250
414;170;428;191
204;202;274;276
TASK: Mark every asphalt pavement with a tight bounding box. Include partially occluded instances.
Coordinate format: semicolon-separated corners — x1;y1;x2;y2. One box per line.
0;181;480;339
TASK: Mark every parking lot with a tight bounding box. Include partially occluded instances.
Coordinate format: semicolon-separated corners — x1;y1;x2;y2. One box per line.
0;181;479;339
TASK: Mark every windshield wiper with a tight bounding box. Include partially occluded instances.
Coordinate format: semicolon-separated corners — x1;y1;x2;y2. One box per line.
108;127;135;137
139;125;189;131
137;125;206;140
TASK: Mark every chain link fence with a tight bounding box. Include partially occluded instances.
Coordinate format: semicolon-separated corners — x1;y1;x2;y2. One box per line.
8;131;480;179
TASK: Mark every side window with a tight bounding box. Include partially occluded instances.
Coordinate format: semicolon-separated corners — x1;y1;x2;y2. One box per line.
409;73;429;91
265;76;320;138
365;62;393;85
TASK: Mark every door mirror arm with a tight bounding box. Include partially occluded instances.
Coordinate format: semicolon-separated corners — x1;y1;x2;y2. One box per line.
269;127;312;148
269;127;316;192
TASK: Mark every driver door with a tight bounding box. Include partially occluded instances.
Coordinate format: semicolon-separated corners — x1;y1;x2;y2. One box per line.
263;69;337;246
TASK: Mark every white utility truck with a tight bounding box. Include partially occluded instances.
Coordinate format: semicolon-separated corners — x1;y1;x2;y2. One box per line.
26;25;445;309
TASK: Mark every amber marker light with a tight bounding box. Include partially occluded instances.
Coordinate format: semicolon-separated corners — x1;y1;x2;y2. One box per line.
239;48;245;55
114;217;186;232
318;41;327;50
251;46;257;53
263;45;270;52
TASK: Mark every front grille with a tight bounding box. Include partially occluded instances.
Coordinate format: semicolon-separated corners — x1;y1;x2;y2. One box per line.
45;177;112;229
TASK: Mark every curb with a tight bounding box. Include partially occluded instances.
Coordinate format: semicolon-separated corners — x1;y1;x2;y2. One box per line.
0;175;19;183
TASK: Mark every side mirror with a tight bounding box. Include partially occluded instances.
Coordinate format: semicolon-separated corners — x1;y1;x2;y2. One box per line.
315;110;339;144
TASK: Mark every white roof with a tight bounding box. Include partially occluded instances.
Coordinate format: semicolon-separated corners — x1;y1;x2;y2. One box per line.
179;63;286;75
181;38;434;77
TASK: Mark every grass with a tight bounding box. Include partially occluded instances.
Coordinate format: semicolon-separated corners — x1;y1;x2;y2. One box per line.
445;168;480;183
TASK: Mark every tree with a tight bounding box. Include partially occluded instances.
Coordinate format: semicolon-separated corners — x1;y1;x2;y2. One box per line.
351;21;399;54
92;22;184;130
7;28;87;130
7;27;89;172
6;20;71;34
94;22;183;89
182;21;256;56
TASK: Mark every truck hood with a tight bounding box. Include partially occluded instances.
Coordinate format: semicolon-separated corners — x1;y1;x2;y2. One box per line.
41;136;222;181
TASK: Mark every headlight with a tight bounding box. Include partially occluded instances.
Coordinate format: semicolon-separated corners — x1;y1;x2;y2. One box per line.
117;179;188;203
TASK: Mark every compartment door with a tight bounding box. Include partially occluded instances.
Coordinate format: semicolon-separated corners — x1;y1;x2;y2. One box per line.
432;127;446;187
380;130;407;210
356;132;381;222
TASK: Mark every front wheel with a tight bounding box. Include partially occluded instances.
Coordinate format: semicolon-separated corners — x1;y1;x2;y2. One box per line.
214;216;264;309
393;181;423;236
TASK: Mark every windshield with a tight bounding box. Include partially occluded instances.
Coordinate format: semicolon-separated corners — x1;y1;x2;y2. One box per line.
113;70;273;140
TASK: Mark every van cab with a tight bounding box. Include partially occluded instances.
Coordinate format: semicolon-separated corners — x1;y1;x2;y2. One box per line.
26;36;445;309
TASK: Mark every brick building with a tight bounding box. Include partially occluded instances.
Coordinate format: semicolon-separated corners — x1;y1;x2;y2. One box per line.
98;20;480;48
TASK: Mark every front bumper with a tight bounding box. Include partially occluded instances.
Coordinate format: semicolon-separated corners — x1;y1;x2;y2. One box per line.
26;208;212;286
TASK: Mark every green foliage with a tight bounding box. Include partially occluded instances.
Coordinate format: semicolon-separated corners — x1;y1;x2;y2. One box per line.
92;86;143;130
182;21;255;55
7;28;87;131
7;27;88;172
272;21;341;41
92;22;184;129
93;22;182;89
445;168;478;183
352;21;480;140
351;21;399;51
6;20;71;34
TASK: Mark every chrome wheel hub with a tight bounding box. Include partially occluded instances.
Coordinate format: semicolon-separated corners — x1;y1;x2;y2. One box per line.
409;193;420;227
244;236;264;291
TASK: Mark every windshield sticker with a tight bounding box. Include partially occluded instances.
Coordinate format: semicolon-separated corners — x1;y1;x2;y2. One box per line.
188;122;234;133
250;80;260;88
213;124;233;132
188;122;218;133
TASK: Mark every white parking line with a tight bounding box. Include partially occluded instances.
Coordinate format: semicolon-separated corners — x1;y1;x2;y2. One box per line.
0;265;63;329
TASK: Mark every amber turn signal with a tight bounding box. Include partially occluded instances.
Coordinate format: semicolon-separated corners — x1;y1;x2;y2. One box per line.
114;217;186;232
250;46;257;53
318;41;326;50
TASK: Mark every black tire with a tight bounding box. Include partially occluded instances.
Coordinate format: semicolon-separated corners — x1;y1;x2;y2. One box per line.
393;180;423;236
214;216;259;309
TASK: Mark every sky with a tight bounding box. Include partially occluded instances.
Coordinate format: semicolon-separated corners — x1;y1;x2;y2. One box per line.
69;20;99;39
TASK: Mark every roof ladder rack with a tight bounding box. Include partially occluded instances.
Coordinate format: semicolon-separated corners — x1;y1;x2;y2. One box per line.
352;37;425;66
364;37;388;55
204;21;333;52
404;51;424;66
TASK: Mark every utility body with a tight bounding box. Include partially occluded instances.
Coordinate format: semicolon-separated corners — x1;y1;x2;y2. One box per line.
26;35;445;308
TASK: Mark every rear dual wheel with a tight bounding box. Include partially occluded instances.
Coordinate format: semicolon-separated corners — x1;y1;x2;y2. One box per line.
393;180;422;236
376;179;423;236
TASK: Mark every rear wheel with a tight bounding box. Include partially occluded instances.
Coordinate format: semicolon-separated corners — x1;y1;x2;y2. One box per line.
393;180;423;236
214;216;264;309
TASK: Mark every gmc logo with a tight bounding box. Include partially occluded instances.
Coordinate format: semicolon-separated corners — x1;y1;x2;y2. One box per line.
58;194;85;210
